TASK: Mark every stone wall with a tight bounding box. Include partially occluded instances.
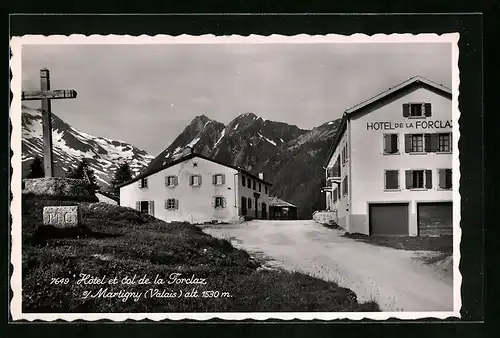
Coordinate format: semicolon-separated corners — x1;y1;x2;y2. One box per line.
23;178;98;202
312;211;338;226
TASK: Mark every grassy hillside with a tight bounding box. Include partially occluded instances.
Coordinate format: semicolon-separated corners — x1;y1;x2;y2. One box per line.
22;197;379;313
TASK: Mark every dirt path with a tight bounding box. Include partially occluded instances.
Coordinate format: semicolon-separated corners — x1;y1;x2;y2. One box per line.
201;220;454;312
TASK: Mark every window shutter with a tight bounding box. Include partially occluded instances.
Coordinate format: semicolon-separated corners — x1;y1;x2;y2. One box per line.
446;169;452;188
212;174;217;185
403;103;410;117
438;169;446;189
165;199;168;209
424;103;432;117
392;134;399;153
222;197;227;208
425;170;433;189
424;134;432;152
149;201;155;216
404;134;412;153
189;175;193;186
175;199;179;209
431;134;439;152
175;176;178;186
383;134;391;153
405;170;413;189
138;180;142;188
136;201;140;210
165;176;169;186
198;175;202;185
212;197;216;208
222;174;226;185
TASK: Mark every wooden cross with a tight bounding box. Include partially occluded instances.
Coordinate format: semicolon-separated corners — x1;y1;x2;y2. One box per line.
21;68;77;177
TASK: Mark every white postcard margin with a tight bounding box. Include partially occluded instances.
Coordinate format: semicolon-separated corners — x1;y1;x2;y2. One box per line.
9;33;461;322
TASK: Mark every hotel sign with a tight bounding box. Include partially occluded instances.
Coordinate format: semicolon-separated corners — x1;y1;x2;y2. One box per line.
366;120;452;131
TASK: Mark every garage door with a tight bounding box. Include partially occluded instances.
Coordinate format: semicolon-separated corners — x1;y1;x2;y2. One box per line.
418;202;453;236
369;203;409;235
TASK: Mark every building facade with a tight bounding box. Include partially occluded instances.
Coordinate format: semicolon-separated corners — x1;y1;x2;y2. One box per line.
324;76;454;236
119;153;271;224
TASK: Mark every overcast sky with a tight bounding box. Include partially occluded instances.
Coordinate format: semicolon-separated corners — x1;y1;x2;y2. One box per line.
22;43;451;155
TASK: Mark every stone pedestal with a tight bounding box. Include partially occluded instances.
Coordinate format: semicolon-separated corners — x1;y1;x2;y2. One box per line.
43;205;80;228
22;177;98;202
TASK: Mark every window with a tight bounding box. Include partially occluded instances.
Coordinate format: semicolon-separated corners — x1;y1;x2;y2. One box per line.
165;175;178;187
212;174;225;186
341;144;349;164
383;134;399;154
139;178;148;189
248;198;252;209
403;103;432;118
411;134;424;152
438;133;452;153
193;162;198;167
242;176;246;187
342;176;349;196
265;186;268;194
213;196;226;208
405;134;424;153
165;198;178;210
253;180;256;190
333;188;338;203
438;169;452;189
189;175;202;186
411;103;424;117
259;183;261;192
241;196;247;215
247;177;251;188
405;169;432;190
137;201;152;214
384;170;399;190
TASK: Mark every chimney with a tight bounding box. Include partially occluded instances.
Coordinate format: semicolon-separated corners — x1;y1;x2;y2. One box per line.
258;173;264;180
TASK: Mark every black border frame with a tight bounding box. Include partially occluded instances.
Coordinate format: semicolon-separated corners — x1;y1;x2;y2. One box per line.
5;9;489;338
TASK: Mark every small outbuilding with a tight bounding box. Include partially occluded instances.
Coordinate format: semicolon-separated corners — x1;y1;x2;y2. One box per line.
268;196;298;220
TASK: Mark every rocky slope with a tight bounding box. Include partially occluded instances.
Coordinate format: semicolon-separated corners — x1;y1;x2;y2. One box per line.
146;112;341;218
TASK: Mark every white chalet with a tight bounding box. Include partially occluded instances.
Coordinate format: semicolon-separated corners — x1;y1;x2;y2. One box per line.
323;76;454;236
119;148;271;224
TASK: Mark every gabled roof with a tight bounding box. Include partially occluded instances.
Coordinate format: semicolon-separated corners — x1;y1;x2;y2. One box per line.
268;196;297;208
323;76;452;167
345;76;452;115
96;191;120;203
118;152;272;188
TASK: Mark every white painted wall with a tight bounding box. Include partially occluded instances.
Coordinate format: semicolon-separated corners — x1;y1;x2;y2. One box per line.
238;174;270;218
120;157;240;223
326;128;351;229
349;86;453;235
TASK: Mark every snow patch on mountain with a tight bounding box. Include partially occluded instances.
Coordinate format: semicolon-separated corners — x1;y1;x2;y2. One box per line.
214;128;226;147
258;132;277;146
187;137;201;148
21;105;153;188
